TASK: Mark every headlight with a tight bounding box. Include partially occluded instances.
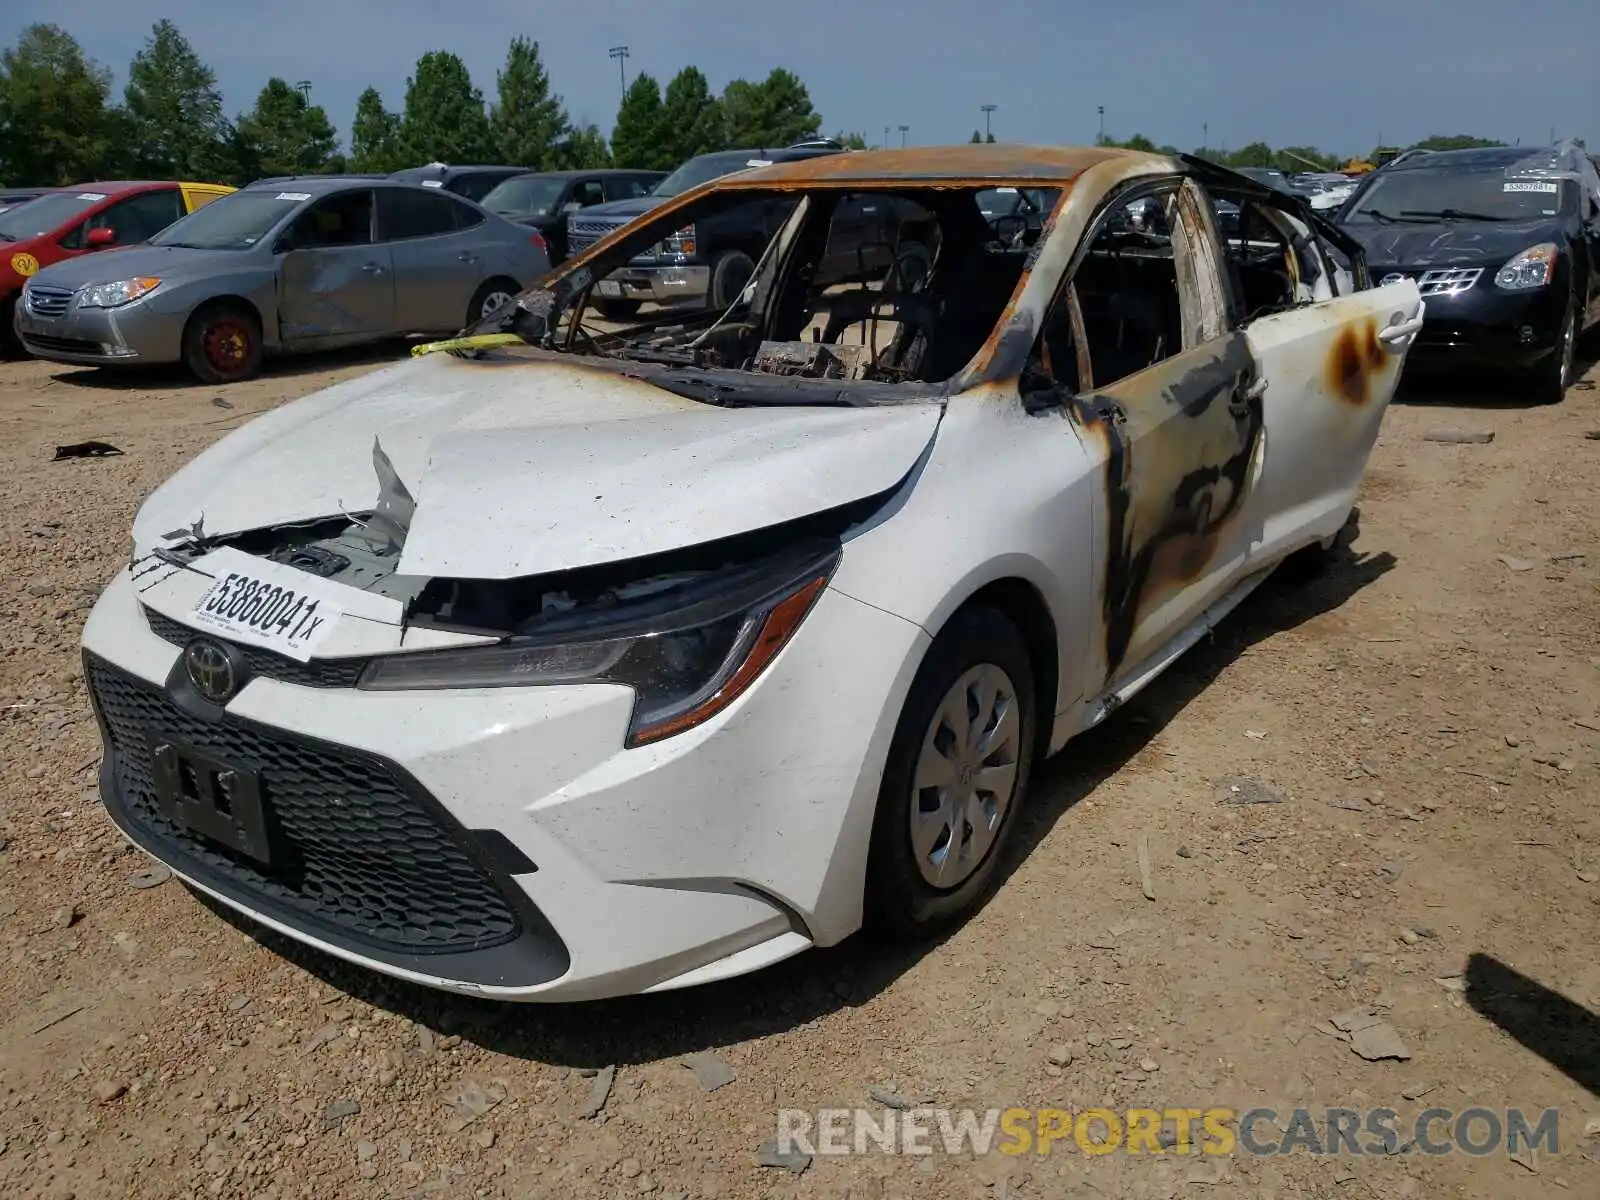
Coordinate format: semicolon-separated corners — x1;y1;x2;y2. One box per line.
358;546;837;746
661;224;697;257
79;277;161;308
1494;244;1557;291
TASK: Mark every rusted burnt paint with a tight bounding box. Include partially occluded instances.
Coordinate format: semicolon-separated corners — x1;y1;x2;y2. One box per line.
1326;314;1387;406
720;145;1159;188
1073;333;1263;678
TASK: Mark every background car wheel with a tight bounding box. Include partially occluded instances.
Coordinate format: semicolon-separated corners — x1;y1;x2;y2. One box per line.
592;298;642;321
467;277;520;327
866;605;1036;938
1530;297;1577;405
182;301;262;384
709;249;756;309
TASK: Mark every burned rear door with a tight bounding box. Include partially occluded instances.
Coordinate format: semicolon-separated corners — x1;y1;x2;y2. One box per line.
1036;179;1267;686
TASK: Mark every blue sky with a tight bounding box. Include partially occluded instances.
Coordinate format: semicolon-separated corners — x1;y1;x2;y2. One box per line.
8;0;1596;158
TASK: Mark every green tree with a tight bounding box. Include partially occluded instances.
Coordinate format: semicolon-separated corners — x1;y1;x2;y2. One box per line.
123;19;231;179
491;37;568;169
970;129;982;144
659;66;724;164
720;70;821;147
0;25;119;184
611;73;666;169
350;86;404;173
400;51;492;164
1100;133;1158;152
1225;140;1276;168
1410;134;1502;152
236;78;337;177
834;131;868;150
554;123;612;169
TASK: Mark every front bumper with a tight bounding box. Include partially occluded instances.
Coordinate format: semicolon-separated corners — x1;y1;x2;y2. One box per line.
597;263;711;306
82;564;928;1001
1375;275;1566;371
15;289;182;366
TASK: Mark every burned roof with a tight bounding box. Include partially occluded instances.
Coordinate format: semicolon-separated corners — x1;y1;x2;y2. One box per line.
716;144;1165;188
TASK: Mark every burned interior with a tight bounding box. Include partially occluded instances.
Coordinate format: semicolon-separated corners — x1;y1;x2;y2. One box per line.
491;183;1063;392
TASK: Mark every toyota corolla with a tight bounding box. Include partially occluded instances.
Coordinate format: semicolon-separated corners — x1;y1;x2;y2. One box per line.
83;147;1421;1001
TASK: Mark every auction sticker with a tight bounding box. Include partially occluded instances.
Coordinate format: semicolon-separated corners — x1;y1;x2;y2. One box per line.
10;252;39;277
188;546;345;662
1504;181;1558;193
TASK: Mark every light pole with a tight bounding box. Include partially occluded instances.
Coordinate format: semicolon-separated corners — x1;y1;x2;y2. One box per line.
1097;105;1105;142
295;80;312;103
608;46;630;93
898;124;910;148
980;104;996;141
883;125;890;150
1202;121;1208;152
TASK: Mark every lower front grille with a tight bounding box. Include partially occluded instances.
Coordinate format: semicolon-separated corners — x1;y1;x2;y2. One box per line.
87;655;524;955
22;333;102;355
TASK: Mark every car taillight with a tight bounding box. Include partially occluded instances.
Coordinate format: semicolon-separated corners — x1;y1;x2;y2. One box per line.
529;231;548;253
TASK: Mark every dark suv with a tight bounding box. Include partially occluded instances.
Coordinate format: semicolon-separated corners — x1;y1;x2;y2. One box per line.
566;142;852;317
1338;142;1600;402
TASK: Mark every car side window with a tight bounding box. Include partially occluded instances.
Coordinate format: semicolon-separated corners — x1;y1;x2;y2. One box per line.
83;189;185;246
447;196;485;230
1027;179;1224;394
605;176;653;201
280;191;375;250
378;188;462;240
571;180;606;208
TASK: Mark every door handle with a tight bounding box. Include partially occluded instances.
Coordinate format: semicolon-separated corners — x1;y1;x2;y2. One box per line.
1243;377;1269;400
361;263;386;275
456;252;478;263
1377;315;1424;347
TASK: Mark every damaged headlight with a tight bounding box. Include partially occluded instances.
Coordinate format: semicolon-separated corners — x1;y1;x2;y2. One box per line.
358;546;839;747
1494;243;1557;291
78;277;161;308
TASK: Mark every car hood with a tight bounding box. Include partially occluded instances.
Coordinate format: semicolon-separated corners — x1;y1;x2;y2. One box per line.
30;244;249;288
133;353;942;581
1342;218;1559;269
572;196;666;223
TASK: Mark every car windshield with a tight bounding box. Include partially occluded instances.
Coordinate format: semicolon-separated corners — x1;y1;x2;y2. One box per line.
652;152;777;199
151;190;306;249
481;175;567;218
0;190;103;242
1345;165;1568;223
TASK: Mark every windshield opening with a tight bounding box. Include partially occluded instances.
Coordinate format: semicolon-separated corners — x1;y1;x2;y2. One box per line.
0;191;102;242
481;175;567;218
151;190;306;250
485;183;1062;403
1345;165;1569;223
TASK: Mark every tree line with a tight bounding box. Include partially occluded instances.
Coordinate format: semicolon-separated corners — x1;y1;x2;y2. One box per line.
1097;132;1507;173
0;20;838;186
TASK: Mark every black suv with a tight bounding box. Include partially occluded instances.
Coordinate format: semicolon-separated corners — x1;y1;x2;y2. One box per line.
1338;142;1600;402
387;164;529;204
479;169;666;264
566;142;855;317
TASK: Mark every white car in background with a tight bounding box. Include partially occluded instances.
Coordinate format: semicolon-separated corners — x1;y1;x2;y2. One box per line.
83;148;1421;1001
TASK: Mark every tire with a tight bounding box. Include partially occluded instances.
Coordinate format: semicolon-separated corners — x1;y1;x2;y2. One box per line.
0;294;21;359
709;249;756;309
467;277;520;328
1529;296;1577;405
181;301;263;384
866;605;1036;937
593;298;642;321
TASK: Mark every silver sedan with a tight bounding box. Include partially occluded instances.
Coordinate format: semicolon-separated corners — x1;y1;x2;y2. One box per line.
14;178;550;382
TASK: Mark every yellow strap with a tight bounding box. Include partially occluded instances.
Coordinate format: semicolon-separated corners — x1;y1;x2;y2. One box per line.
411;333;525;358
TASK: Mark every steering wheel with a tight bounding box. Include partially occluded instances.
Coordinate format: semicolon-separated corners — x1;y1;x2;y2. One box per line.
987;213;1028;247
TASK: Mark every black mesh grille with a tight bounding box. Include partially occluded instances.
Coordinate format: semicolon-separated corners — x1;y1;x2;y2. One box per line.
143;607;367;688
87;656;522;954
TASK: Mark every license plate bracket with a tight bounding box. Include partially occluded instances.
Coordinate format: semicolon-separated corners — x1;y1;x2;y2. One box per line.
150;737;272;865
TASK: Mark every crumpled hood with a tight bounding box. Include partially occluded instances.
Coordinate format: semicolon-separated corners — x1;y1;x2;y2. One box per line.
1343;218;1558;270
133;353;941;580
30;244;248;289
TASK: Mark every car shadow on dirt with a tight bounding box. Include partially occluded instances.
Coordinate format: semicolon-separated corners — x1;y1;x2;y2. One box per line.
193;522;1397;1068
1462;953;1600;1097
44;340;416;389
1392;340;1599;407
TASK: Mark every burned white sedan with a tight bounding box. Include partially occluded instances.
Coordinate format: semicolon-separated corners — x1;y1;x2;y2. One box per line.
84;147;1422;1001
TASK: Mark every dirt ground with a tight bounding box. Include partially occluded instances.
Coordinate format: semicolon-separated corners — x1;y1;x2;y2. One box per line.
1;344;1597;1200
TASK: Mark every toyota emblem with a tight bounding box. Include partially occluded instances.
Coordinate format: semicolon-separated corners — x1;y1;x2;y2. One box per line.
1380;273;1405;287
184;638;239;704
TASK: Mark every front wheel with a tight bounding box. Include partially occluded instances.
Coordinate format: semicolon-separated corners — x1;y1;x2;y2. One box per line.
1529;297;1577;405
866;605;1036;937
592;298;642;321
182;301;263;384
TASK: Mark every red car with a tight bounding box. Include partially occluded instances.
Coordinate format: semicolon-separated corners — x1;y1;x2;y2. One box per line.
1;180;233;353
